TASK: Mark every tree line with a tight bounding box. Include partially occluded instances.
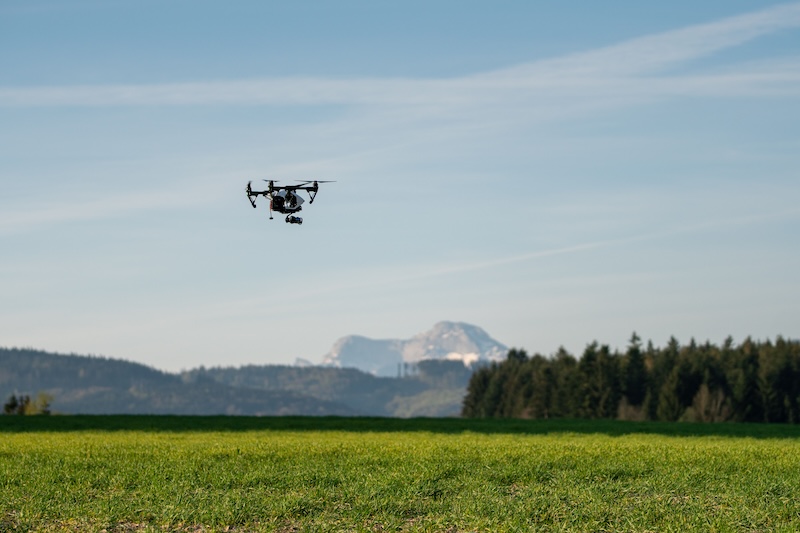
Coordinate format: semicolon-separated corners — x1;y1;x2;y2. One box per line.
462;334;800;423
3;393;52;415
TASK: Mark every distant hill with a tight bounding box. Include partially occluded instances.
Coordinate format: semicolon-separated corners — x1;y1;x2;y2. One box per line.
321;321;507;376
0;347;478;417
0;348;356;416
186;358;475;417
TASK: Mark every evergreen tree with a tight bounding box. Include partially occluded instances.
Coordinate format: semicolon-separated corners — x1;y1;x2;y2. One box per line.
576;343;620;418
506;348;528;363
2;394;33;415
577;342;600;418
481;366;507;417
462;365;492;417
550;347;579;417
524;355;555;419
3;394;19;415
643;339;670;420
727;337;763;422
759;337;800;423
623;332;647;407
596;344;622;418
656;368;684;422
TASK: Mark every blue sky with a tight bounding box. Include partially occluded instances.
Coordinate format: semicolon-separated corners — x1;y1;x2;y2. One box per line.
1;1;799;372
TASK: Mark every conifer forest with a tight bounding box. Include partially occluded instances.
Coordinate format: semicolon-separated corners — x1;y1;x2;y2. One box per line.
462;335;800;423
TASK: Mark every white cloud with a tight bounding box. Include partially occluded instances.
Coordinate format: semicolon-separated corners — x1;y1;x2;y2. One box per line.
1;3;799;110
491;2;800;79
0;184;216;235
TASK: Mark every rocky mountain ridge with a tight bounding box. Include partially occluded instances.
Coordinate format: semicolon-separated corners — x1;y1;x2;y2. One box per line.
321;321;507;376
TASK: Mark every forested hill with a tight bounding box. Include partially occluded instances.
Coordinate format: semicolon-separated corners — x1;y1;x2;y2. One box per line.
184;359;473;417
0;348;357;416
1;347;173;391
462;335;800;423
0;348;473;416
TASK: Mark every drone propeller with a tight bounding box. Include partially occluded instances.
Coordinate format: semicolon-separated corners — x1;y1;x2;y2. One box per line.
302;180;335;204
246;181;257;208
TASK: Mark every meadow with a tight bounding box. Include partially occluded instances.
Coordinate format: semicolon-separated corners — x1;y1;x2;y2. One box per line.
2;417;800;532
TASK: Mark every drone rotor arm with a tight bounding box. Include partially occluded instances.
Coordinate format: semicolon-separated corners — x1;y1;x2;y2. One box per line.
246;181;258;208
308;180;334;203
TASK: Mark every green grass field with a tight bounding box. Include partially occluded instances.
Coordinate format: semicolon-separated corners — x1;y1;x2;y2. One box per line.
2;417;799;532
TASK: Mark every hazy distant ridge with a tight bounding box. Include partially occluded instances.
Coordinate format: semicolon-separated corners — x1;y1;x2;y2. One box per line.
321;321;507;376
0;348;357;416
0;345;476;417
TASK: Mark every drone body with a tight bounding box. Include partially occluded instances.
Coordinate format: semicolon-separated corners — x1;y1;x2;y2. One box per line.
246;180;334;224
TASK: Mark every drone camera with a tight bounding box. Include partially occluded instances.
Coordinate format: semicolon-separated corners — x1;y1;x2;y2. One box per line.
247;179;333;225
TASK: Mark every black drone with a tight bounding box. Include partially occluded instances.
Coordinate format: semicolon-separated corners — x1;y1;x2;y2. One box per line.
246;180;334;224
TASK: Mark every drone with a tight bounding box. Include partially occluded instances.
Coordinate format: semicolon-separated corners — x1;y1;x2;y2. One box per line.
246;180;334;224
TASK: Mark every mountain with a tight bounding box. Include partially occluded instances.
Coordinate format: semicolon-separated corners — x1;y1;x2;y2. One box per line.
320;336;405;377
402;322;508;364
321;321;508;376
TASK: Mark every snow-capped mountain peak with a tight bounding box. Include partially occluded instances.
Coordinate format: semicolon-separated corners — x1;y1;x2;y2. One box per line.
321;321;508;376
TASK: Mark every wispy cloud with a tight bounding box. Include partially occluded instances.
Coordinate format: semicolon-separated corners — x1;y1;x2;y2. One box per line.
297;204;800;299
1;3;799;109
491;2;800;79
3;4;799;236
0;184;216;235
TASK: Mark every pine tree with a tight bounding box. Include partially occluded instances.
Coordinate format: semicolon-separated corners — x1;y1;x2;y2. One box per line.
461;366;492;417
3;394;19;415
525;355;555;419
623;332;647;407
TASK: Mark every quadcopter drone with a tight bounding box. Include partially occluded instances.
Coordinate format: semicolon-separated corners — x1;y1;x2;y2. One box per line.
246;180;334;224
